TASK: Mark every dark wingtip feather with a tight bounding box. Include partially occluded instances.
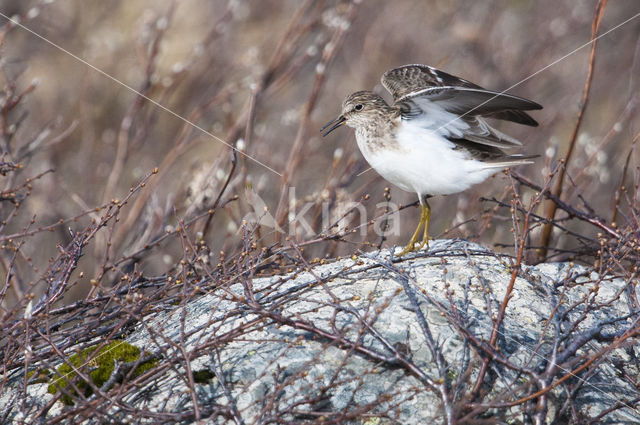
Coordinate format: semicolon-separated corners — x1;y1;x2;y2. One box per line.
486;110;540;127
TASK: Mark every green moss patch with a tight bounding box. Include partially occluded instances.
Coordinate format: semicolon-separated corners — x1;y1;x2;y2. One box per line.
47;339;156;405
27;368;51;384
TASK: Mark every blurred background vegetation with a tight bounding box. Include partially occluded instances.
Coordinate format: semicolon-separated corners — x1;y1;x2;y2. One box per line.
0;0;639;307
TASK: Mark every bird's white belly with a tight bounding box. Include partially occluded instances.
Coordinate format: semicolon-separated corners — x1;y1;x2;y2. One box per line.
357;124;498;197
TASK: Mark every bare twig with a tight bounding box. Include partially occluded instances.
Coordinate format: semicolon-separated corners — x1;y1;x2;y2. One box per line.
538;0;608;259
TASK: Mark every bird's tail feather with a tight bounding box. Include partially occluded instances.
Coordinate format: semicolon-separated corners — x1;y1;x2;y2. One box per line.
478;154;539;170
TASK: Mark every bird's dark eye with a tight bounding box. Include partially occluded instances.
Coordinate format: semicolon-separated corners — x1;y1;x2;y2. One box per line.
354;104;363;111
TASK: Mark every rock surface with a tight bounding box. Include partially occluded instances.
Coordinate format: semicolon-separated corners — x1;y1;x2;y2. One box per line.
3;239;639;424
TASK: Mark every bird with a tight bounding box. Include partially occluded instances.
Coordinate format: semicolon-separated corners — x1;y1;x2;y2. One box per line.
321;64;542;256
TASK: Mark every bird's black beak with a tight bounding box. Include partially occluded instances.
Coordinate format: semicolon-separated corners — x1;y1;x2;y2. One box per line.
320;115;346;137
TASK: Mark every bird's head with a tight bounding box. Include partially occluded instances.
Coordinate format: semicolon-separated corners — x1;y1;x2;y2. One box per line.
321;91;390;136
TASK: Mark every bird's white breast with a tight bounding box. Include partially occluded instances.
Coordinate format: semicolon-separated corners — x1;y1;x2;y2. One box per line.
356;117;498;197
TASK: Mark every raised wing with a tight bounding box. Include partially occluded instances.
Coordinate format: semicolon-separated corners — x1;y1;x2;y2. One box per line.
401;86;542;125
382;64;481;101
382;64;542;126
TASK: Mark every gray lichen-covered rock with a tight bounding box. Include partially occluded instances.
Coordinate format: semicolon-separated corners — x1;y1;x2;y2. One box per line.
3;239;639;424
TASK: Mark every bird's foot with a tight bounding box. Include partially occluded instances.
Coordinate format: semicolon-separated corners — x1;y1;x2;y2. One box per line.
396;201;431;257
396;236;430;257
416;236;430;251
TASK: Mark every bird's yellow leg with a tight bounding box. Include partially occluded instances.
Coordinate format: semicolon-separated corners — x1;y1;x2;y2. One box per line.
397;202;430;257
416;200;431;251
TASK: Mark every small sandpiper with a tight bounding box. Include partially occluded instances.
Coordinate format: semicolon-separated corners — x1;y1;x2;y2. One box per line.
321;64;542;256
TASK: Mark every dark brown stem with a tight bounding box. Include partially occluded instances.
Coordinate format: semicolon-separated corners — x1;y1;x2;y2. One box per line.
538;0;608;259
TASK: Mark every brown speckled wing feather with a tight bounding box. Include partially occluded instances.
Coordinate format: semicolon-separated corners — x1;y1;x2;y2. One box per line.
381;64;481;100
449;138;538;164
